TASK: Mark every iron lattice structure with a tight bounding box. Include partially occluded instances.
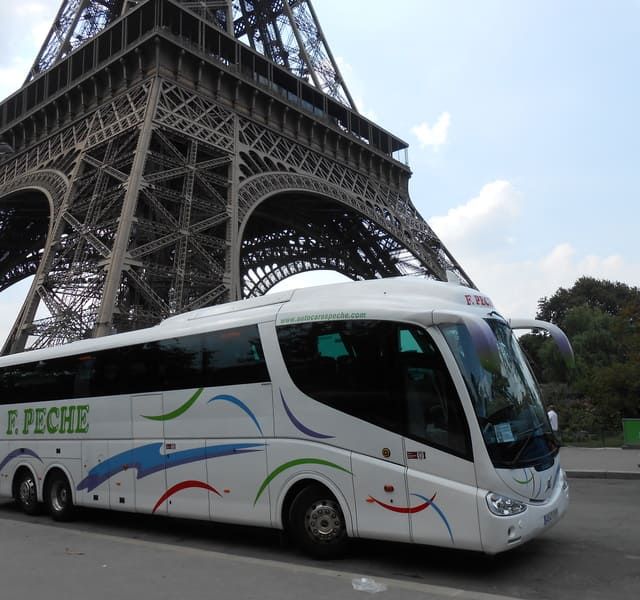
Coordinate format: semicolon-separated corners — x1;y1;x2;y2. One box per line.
0;0;472;354
27;0;355;108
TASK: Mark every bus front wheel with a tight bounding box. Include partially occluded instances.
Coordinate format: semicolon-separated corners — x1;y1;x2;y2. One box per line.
288;484;348;559
45;471;75;522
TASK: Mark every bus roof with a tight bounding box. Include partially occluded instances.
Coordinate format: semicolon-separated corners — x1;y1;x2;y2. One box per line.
0;277;497;366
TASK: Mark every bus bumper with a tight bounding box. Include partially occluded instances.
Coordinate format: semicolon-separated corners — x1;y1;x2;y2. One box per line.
478;469;570;554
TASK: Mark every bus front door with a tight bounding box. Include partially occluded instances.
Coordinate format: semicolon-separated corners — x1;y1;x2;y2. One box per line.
403;439;480;551
399;327;482;550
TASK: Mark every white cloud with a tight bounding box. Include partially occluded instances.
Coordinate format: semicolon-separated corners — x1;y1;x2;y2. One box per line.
31;20;52;46
0;59;32;99
334;56;378;121
430;180;521;249
16;3;49;16
430;182;640;318
269;270;350;293
14;2;47;16
0;278;32;349
411;112;451;149
468;244;638;318
0;2;60;100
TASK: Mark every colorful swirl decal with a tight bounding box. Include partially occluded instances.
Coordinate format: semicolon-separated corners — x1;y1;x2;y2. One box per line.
142;388;203;421
369;491;454;543
207;394;263;435
77;442;264;492
513;468;536;498
411;493;454;543
551;464;561;490
367;492;436;514
280;390;334;439
0;448;43;473
152;480;222;514
254;458;352;505
501;464;557;499
513;469;534;485
141;389;264;435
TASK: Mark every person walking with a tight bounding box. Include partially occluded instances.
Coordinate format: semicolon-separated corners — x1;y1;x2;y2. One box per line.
547;404;560;442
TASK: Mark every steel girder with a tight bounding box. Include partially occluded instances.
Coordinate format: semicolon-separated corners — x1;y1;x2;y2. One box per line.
0;0;474;355
0;74;471;354
27;0;354;108
0;79;235;352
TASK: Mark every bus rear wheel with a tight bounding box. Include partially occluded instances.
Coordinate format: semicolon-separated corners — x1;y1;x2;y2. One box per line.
45;472;75;522
15;469;40;515
288;484;348;559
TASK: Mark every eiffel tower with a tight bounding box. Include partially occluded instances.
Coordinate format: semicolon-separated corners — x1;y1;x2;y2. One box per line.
0;0;473;354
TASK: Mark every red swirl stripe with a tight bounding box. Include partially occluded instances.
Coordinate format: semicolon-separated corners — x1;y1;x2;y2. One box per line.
367;492;436;514
152;480;222;514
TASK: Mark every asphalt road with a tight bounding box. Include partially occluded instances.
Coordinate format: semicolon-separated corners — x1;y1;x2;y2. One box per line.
0;478;638;600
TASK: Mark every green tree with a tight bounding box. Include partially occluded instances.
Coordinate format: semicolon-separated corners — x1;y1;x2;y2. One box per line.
522;277;640;434
536;276;639;329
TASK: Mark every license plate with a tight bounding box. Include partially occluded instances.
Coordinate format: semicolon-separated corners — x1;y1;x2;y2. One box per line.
544;508;558;526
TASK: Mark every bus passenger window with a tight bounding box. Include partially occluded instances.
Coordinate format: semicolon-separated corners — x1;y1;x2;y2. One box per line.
277;320;404;435
73;356;96;398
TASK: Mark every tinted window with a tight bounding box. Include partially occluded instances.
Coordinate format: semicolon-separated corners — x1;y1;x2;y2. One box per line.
399;327;470;457
277;320;403;433
0;325;269;404
277;320;471;459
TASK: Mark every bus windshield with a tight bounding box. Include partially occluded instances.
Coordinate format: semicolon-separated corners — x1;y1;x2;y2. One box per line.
441;319;558;469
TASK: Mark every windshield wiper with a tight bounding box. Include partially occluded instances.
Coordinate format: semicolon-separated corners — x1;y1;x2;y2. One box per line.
505;422;546;467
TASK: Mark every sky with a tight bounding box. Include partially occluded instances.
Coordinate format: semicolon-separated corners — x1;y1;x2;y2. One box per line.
1;1;639;346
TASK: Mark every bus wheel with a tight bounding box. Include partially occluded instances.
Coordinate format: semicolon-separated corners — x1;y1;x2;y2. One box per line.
15;469;40;516
45;472;75;522
288;484;348;559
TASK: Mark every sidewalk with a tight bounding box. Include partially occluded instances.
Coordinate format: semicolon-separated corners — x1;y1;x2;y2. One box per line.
560;446;640;479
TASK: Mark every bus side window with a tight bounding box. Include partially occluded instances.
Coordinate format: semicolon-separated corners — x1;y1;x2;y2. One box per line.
209;327;270;385
277;320;404;435
73;356;96;398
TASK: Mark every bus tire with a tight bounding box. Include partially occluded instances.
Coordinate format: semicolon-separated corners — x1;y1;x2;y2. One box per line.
45;471;75;522
14;468;40;516
288;484;348;559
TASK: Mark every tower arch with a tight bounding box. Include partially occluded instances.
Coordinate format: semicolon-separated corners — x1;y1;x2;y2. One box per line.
237;172;431;298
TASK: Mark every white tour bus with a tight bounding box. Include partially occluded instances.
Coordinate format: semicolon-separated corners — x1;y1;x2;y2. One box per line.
0;277;573;557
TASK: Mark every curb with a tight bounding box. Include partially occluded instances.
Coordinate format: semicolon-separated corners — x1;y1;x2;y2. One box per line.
566;470;640;480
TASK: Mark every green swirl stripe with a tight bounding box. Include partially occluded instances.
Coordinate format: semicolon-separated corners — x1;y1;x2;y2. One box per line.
142;388;203;421
513;469;534;485
254;458;352;505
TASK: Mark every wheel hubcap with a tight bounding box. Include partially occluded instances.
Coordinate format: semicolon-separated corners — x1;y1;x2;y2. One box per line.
19;478;36;506
305;499;343;543
51;483;68;513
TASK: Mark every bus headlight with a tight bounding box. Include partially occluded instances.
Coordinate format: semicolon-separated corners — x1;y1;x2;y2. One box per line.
561;470;569;492
486;492;527;516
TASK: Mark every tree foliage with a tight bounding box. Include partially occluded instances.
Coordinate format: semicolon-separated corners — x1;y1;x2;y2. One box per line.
536;276;639;327
520;277;640;434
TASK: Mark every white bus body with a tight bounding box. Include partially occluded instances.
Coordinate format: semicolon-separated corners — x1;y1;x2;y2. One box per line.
0;278;571;557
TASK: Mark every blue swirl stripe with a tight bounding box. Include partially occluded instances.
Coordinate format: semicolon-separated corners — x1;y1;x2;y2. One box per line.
411;493;454;543
280;390;334;439
77;442;264;492
0;448;43;473
207;394;264;435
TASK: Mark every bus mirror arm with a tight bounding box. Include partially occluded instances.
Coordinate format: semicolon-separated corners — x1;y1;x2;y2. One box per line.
509;318;575;368
432;310;501;375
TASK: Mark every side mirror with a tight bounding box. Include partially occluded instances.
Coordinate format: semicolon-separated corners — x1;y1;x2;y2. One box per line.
509;318;575;368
